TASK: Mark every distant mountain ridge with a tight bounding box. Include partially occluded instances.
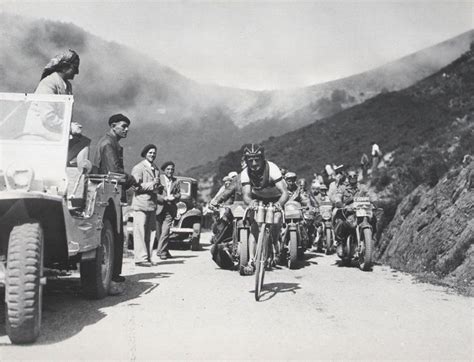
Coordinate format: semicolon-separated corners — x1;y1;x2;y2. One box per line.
0;13;472;170
189;44;474;185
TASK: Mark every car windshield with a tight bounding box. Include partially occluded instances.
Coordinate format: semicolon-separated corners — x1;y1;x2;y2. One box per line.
180;181;190;196
0;96;70;143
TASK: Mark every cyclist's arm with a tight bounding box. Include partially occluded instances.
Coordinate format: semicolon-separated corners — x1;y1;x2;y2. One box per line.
275;179;289;208
242;184;253;206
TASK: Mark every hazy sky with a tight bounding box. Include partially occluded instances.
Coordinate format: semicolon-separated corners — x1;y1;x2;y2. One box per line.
1;0;472;90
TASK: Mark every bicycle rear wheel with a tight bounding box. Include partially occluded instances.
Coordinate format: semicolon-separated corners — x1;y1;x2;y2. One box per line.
254;225;269;301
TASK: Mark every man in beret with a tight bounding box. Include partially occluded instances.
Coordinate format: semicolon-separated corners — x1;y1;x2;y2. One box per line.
93;113;136;286
156;161;181;260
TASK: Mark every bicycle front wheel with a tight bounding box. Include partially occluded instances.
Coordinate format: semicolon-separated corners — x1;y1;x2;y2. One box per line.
255;225;269;301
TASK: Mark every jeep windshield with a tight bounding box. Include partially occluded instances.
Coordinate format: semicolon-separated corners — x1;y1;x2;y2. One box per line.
0;93;72;143
0;93;74;186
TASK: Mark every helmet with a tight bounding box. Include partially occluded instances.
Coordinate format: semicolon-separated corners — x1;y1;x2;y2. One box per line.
285;172;297;180
243;143;265;160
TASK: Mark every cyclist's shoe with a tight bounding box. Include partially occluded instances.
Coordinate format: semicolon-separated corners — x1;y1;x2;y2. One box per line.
272;252;282;267
240;261;255;276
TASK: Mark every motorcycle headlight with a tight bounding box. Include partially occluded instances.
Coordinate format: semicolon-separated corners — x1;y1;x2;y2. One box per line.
322;211;332;220
177;201;187;215
5;165;34;191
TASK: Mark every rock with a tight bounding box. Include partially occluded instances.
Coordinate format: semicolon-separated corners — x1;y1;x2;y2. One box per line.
376;162;474;294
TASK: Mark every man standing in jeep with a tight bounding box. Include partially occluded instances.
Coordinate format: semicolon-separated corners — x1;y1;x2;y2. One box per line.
93;114;136;288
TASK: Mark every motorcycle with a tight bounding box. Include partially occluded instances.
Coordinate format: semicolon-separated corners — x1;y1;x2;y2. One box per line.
336;196;375;271
315;201;335;254
280;200;310;269
302;206;318;250
209;202;249;270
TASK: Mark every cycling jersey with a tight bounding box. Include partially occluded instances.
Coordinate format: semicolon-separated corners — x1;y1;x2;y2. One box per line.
241;161;283;202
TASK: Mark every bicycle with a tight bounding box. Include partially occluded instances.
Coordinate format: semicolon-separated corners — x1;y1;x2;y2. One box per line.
253;201;279;301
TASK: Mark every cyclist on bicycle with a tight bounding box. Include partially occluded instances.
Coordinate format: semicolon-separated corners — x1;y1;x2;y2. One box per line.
240;143;289;275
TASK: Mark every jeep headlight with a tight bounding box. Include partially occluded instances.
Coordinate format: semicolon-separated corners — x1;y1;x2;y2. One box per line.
5;166;34;191
177;201;187;215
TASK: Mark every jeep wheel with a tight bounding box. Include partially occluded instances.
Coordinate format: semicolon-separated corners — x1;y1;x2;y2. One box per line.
81;219;115;299
5;221;44;344
190;223;201;251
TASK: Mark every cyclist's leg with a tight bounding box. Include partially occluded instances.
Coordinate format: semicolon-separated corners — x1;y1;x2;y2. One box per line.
249;220;259;262
271;211;282;261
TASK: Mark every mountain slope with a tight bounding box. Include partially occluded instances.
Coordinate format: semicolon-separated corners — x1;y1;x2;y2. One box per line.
1;13;472;170
188;45;474;184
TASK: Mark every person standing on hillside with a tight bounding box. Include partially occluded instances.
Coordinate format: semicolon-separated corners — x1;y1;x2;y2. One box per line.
360;153;369;179
371;142;382;173
156;161;181;260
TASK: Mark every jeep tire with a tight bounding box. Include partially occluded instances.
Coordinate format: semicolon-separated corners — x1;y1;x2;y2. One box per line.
80;218;115;299
6;221;44;344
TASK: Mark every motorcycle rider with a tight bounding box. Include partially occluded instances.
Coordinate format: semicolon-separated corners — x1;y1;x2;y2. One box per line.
209;171;242;207
240;144;289;275
333;170;376;253
285;172;298;195
311;182;332;208
310;182;333;251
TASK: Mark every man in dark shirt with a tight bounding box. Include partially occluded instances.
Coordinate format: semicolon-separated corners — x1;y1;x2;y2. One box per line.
93;113;135;285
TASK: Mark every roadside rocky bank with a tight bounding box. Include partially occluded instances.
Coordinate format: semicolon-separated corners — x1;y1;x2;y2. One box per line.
375;161;473;295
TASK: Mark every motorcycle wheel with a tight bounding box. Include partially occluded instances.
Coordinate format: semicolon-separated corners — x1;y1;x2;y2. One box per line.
239;228;249;274
325;228;333;255
288;230;298;269
339;236;351;266
359;228;374;271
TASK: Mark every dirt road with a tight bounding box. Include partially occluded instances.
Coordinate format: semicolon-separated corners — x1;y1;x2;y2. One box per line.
1;232;472;360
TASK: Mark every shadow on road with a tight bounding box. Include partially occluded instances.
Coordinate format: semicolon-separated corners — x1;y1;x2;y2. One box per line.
255;282;301;302
0;270;172;346
291;252;322;269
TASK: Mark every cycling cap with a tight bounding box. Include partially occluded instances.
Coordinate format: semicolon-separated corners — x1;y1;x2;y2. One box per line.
243;143;265;159
319;184;328;190
285;172;297;180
